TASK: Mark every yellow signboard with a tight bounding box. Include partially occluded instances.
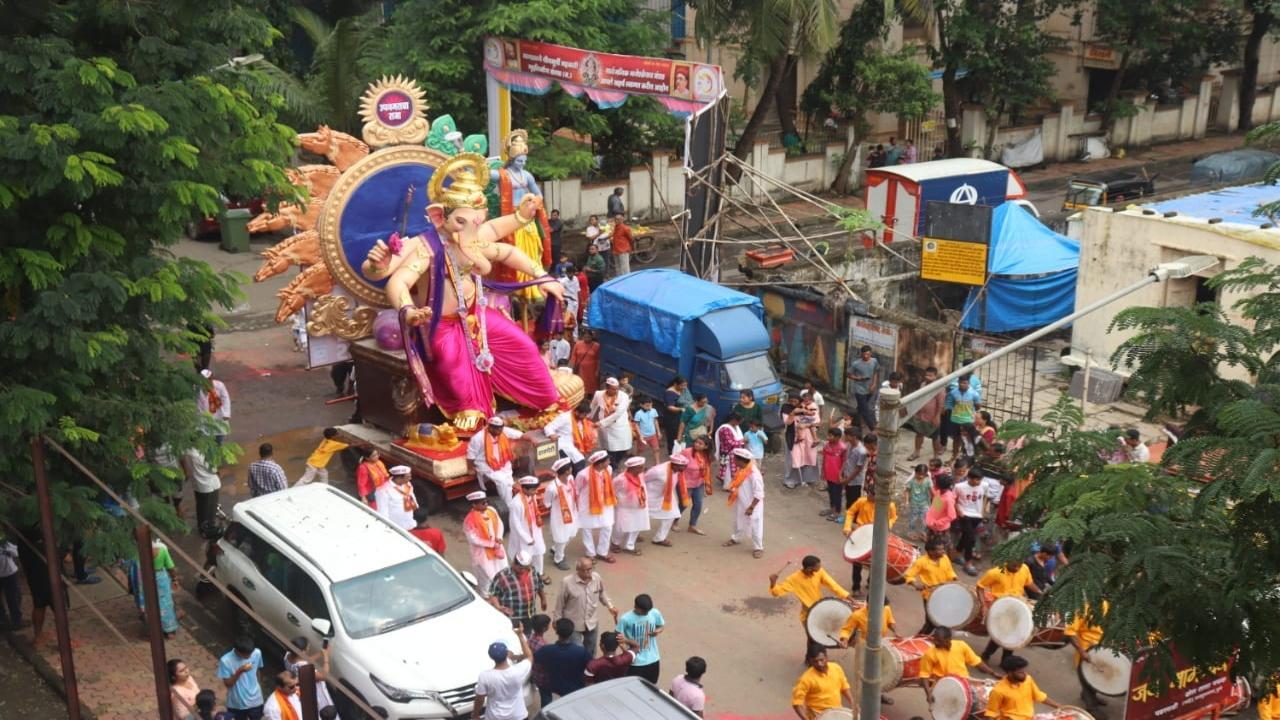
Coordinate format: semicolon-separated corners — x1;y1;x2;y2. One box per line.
920;237;988;286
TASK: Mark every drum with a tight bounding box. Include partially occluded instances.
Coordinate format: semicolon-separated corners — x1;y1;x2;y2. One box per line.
1220;677;1251;716
962;590;995;637
987;596;1035;649
929;675;996;720
843;527;920;584
816;710;855;720
883;636;934;688
1027;625;1069;649
1079;648;1132;697
927;583;981;630
1033;706;1096;720
844;524;875;563
806;597;856;648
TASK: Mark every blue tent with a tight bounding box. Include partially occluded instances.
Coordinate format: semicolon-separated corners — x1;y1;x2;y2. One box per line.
960;203;1080;333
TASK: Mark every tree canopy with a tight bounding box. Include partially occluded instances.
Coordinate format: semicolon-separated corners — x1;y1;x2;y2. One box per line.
0;1;298;559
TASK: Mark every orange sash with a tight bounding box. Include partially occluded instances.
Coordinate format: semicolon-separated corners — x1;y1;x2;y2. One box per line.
395;481;418;513
572;417;595;455
587;466;615;515
465;507;504;560
207;388;222;415
661;463;689;511
554;479;575;524
727;461;754;505
484;430;513;469
522;489;542;529
273;691;300;720
623;471;647;506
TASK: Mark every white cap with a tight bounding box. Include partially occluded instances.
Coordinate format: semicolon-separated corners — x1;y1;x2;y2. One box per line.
488;416;505;427
466;491;487;502
588;450;609;463
799;389;811;397
733;447;753;459
200;368;212;378
519;475;540;487
515;550;532;566
552;458;573;472
389;465;412;475
624;456;646;468
604;377;619;387
669;455;689;466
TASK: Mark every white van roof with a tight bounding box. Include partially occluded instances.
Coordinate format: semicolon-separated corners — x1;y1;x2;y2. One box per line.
234;485;424;582
870;158;1011;182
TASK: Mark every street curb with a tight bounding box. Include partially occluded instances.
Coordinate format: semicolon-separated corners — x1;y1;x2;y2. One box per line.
3;630;98;720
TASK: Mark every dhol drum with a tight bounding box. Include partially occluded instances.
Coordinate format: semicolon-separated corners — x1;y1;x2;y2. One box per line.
1221;677;1252;716
1033;706;1096;720
929;674;997;720
963;589;995;637
806;597;857;648
1027;624;1069;650
987;596;1036;649
882;636;935;688
926;583;981;630
843;525;920;584
1079;648;1132;697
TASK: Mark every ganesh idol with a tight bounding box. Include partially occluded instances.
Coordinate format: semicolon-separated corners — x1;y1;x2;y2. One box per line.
361;153;565;432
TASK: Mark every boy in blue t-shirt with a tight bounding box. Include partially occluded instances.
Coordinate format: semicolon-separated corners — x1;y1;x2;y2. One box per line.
617;593;665;683
632;396;661;463
744;420;767;460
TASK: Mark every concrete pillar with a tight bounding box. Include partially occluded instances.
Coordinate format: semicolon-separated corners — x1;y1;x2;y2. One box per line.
1178;94;1197;139
1216;69;1242;132
1055;103;1075;162
1194;75;1215;139
961;104;987;156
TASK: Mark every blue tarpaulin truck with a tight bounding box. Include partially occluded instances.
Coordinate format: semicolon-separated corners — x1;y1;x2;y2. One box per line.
587;269;784;429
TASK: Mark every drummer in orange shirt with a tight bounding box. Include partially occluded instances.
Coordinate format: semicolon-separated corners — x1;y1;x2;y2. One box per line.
842;485;898;595
770;555;853;652
791;645;855;720
984;655;1061;720
919;627;1000;699
1257;686;1280;720
1065;602;1108;712
976;561;1044;665
837;597;898;646
904;539;957;636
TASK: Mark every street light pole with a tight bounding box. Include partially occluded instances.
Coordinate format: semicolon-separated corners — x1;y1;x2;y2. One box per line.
856;255;1219;720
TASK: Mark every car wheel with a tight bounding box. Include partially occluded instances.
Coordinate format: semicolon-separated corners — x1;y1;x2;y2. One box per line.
222;590;256;640
331;681;376;720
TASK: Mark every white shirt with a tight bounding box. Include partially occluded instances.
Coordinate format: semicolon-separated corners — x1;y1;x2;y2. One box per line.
591;390;632;452
955;481;986;518
981;476;1004;505
374;480;418;530
467;428;524;474
1124;441;1151;463
182;448;223;494
475;661;532;720
211;379;231;421
543;410;583;463
0;542;18;578
263;690;302;720
809;390;824;408
550;338;571;366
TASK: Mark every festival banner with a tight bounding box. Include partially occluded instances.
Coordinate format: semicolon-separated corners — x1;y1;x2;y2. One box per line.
1123;652;1235;720
483;37;724;116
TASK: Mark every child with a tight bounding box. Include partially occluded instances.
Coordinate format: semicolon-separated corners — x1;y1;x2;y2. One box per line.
904;464;933;541
927;457;945;484
632;396;661;463
820;428;849;520
297;428;349;485
744;420;767;461
527;614;554;706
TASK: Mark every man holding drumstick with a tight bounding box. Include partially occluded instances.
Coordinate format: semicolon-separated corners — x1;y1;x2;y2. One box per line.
904;539;957;636
977;561;1044;666
920;627;1000;699
769;555;852;652
984;655;1062;720
1065;602;1108;713
791;645;855;720
842;485;897;595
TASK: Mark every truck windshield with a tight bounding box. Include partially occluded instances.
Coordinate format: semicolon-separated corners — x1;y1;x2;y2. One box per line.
331;556;473;639
723;356;777;390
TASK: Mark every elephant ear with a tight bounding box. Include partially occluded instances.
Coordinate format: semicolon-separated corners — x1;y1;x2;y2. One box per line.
426;203;447;229
462;134;488;156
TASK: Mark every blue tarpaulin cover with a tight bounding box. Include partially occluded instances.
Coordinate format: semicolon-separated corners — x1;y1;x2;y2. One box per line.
587;269;762;359
961;202;1080;333
1146;184;1279;228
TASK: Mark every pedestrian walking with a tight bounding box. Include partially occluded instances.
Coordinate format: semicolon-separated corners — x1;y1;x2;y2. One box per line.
848;346;881;432
544;459;580;570
473;632;533;720
908;366;945;461
373;465;418;530
678;436;713;535
129;539;180;638
607;187;626;218
644;454;687;548
670;657;708;718
723;448;765;558
574;451;617;563
247;443;288;497
0;537;22;631
618;593;665;683
508;476;548;579
820;428;849;519
298;427;349;485
555;557;619;658
463;491;509;598
955;468;988;575
466;416;527;517
584;631;636;684
946;375;982;458
611;457;650;555
532;618;591;706
488;552;548;630
217;636;265;720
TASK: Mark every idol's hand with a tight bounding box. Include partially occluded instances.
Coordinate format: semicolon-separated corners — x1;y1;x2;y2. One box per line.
404;307;433;327
541;278;565;303
367;239;391;266
516;194;542;222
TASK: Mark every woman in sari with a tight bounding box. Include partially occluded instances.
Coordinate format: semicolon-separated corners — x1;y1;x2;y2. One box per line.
677;393;712;445
678;435;714;535
661;376;690;455
130;540;179;638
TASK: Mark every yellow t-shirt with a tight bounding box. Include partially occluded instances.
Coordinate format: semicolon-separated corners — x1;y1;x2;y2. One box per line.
903;555;957;598
984;675;1048;720
306;438;349;469
1257;690;1280;720
770;569;850;620
977;564;1034;598
919;639;983;678
1064;602;1108;666
791;663;851;716
842;497;898;534
839;604;895;641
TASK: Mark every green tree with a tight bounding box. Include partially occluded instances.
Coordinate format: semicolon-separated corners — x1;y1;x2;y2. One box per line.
0;2;298;559
999;258;1280;683
802;2;937;193
1240;1;1280;131
1247;121;1280;222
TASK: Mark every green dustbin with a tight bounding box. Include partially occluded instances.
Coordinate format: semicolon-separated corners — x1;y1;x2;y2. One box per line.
219;207;252;253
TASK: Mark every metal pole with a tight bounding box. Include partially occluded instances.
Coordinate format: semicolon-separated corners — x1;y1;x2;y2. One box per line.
31;437;83;720
857;388;902;720
134;524;173;720
298;663;320;720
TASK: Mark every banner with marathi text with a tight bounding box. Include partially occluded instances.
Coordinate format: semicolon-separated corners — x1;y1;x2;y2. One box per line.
483;37;723;116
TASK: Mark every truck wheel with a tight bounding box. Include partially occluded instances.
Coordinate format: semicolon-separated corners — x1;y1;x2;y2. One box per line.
339;446;360;474
422;482;447;514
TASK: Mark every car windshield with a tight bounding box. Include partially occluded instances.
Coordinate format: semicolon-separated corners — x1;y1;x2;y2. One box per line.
331;556;473;639
1066;184;1103;207
723;355;778;390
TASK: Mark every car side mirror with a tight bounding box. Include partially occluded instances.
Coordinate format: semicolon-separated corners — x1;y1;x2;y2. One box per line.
311;618;333;638
461;571;479;588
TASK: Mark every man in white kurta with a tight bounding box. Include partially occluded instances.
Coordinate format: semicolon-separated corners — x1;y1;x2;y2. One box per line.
465;416;526;518
644;454;687;546
543;403;592;474
723;447;765;557
610;457;651;554
462;491;508;597
574;451;616;563
373;465;418;530
543;458;580;570
591;377;632;469
507;476;548;579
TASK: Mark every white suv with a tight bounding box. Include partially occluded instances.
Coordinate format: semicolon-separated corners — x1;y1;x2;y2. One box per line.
213;484;528;719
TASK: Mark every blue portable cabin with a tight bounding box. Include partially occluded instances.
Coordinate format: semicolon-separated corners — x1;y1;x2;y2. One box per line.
587;269;784;429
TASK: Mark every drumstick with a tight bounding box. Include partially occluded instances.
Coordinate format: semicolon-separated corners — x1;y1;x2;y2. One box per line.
775;559;792;577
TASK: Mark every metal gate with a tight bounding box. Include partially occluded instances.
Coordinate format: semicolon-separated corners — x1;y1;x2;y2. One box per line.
906;106;947;159
956;335;1039;424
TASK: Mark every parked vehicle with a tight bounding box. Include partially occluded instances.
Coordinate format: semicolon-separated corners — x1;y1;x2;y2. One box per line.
1189;148;1280;185
588;268;784;429
1062;170;1155;212
535;677;700;720
212;484;527;720
865;158;1029;243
